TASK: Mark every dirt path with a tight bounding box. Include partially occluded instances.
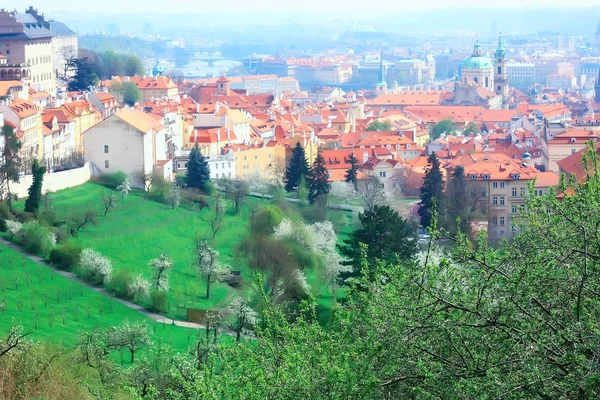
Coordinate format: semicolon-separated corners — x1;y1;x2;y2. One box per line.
0;238;238;336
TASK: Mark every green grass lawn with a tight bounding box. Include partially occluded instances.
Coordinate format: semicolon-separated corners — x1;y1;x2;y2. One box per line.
17;183;356;323
0;243;219;356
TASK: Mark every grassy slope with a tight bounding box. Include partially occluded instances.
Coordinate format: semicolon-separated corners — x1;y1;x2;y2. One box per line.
23;183;357;323
0;243;215;354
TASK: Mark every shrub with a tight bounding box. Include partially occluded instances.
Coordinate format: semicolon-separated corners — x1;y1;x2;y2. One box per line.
150;290;167;313
38;209;58;227
55;224;70;244
13;210;36;223
174;173;186;188
250;205;285;236
18;222;56;257
97;171;128;189
49;242;82;271
79;248;112;285
180;189;208;210
106;269;134;299
5;220;22;239
0;201;13;232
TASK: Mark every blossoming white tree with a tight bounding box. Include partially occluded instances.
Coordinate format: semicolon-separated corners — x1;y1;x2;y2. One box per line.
128;274;150;300
330;181;357;204
107;320;152;363
148;253;173;292
116;178;131;200
80;248;113;284
225;297;258;342
197;241;231;299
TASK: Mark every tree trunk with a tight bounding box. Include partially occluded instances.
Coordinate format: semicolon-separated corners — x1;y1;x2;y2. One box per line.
236;329;241;342
206;280;211;299
130;349;135;363
6;179;11;211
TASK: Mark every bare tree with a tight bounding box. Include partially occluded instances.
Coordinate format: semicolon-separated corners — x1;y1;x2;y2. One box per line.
356;176;386;211
68;210;98;237
102;193;118;216
270;157;286;189
230;180;248;214
211;193;225;238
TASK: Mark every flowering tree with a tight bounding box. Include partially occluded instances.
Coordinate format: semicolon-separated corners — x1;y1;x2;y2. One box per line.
225;297;258;342
5;220;22;239
167;184;180;210
149;253;173;292
116;178;131;200
128;274;150;300
330;181;357;204
197;241;231;299
107;320;152;363
80;248;113;284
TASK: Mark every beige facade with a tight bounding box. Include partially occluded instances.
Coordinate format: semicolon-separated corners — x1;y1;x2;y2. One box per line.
2;98;43;160
234;142;286;180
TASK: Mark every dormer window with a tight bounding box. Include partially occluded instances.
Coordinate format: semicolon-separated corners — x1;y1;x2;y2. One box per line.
469;174;478;180
406;144;411;149
395;144;400;149
570;137;576;143
511;173;520;179
482;174;491;180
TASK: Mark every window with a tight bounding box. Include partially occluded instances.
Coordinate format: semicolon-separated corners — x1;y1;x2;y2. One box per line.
470;174;478;180
215;173;219;178
512;225;518;232
6;50;9;55
546;206;552;213
215;164;218;169
500;182;505;188
104;160;109;168
243;156;247;160
268;154;272;158
512;205;518;214
482;174;490;180
228;163;231;168
104;145;109;153
498;66;502;74
535;189;543;196
493;196;498;205
500;230;505;236
520;187;525;197
222;163;225;169
254;155;258;160
500;196;505;206
481;189;487;197
493;182;498;188
571;148;577;155
511;173;520;179
228;172;231;177
493;216;498;226
512;187;517;197
379;171;387;178
500;217;505;226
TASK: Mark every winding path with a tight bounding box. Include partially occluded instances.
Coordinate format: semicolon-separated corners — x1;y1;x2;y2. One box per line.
0;238;238;336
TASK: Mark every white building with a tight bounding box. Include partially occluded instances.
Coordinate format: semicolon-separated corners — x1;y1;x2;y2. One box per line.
83;108;172;188
276;77;300;93
207;150;235;180
507;62;535;85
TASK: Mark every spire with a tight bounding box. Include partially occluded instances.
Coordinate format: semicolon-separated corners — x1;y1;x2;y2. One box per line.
379;51;385;85
495;32;506;58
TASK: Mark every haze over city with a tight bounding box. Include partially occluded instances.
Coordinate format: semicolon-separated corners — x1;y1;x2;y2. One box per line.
0;2;600;398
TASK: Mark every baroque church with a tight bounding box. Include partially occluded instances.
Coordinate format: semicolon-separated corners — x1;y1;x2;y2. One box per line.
452;35;509;109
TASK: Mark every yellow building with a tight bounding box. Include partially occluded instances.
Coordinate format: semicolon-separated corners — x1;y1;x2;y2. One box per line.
234;142;287;180
53;100;100;152
2;98;43;160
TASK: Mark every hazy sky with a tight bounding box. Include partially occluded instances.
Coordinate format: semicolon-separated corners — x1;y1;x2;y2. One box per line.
6;0;600;13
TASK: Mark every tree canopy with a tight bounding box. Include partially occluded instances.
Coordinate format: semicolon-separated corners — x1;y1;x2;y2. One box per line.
67;58;99;92
366;120;393;132
24;159;45;213
418;152;445;229
344;152;359;186
307;152;330;204
121;81;141;106
429;119;455;140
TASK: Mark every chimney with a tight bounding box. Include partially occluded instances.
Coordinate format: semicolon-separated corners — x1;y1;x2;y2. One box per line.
215;101;220;115
196;103;199;113
227;127;231;141
327;117;332;129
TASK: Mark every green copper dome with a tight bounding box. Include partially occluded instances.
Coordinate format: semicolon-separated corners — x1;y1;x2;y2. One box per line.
461;56;493;69
495;34;506;58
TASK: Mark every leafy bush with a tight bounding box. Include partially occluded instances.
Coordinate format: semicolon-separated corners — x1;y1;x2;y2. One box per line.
0;201;13;232
18;222;56;257
5;220;22;239
97;171;128;189
250;205;285;236
151;290;167;313
180;189;208;210
174;173;186;187
38;209;58;227
13;210;36;223
106;269;134;299
55;224;70;244
49;242;82;271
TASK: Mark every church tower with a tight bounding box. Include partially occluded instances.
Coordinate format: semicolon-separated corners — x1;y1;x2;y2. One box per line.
494;34;509;110
375;51;387;96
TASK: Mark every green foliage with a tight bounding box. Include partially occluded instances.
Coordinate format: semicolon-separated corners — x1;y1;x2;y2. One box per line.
463;121;478;134
106;269;134;299
17;222;56;257
307;152;330;204
0;124;22;210
285;142;309;193
49;242;83;271
344;152;359;186
122;54;145;76
24;159;45;213
250;205;285;236
150;290;167;313
339;205;416;282
0;201;13;231
97;171;128;190
102;50;123;78
185;145;211;191
297;175;309;202
429;118;455;140
418;152;445;229
121;81;141;106
67;57;99;92
366;119;393;131
443;165;471;236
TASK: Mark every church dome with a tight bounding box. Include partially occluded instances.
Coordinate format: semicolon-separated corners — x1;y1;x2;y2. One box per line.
461;56;493;69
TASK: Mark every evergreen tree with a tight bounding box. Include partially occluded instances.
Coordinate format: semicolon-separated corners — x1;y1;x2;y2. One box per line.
185;145;210;191
68;58;99;92
0;124;22;211
307;152;330;204
339;205;416;283
344;152;359;187
24;159;45;213
444;165;471;236
285;142;309;193
418;152;445;229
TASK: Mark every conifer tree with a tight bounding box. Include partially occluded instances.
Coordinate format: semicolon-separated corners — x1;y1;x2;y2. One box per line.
444;165;471;236
344;152;359;187
285;142;309;193
418;152;445;229
185;144;210;191
307;152;330;204
24;159;45;213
